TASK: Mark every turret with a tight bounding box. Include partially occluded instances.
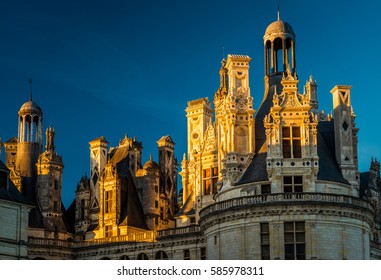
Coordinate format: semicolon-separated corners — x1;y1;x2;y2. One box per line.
36;125;66;237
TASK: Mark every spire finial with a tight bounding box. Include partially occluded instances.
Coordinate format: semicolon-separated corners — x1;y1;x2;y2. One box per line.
149;153;153;162
277;4;280;20
29;79;33;101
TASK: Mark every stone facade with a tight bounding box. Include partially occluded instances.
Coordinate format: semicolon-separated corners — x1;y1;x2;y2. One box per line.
1;13;381;260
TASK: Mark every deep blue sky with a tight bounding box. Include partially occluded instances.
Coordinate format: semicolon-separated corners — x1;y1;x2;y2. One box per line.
1;0;381;207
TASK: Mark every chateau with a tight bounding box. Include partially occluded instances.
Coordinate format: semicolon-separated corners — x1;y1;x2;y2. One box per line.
1;13;381;260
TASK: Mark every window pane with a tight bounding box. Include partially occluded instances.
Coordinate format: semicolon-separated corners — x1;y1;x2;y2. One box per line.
261;223;269;233
292;127;301;137
294;176;303;184
296;233;305;242
204;180;211;194
295;185;303;192
282;127;290;138
213;168;218;176
284;222;293;232
283;176;292;185
295;222;305;231
204;169;211;177
284;186;293;193
261;245;270;260
283;140;291;158
285;233;294;243
293;140;302;158
261;235;270;244
296;244;306;260
285;244;294;260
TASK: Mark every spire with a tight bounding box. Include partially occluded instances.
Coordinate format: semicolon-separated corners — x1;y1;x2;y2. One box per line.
277;4;280;20
29;79;33;101
149;153;153;162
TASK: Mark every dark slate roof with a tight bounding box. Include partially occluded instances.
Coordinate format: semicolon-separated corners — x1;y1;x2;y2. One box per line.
176;191;195;216
118;170;148;229
0;160;8;171
0;179;34;206
316;121;349;184
237;75;282;185
0;160;33;206
63;200;76;233
105;145;147;229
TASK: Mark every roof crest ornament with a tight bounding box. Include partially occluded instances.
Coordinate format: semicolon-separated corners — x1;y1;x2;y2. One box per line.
277;3;281;21
29;79;33;101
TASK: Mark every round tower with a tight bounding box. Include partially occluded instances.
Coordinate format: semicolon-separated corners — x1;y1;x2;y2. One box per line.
263;11;296;76
15;94;43;198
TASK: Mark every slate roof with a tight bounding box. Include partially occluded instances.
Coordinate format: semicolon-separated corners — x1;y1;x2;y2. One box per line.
0;160;33;206
316;121;349;184
177;191;195;216
108;145;148;229
237;75;281;184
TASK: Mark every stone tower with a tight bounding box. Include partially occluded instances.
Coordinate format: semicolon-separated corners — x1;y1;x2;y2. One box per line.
36;126;66;237
157;136;177;216
14;93;43;200
88;136;108;226
214;54;255;184
136;154;161;230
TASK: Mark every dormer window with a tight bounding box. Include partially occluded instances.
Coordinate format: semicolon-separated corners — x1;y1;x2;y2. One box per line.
282;126;301;158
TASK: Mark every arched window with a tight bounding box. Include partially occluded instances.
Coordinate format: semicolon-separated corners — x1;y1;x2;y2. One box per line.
119;255;130;260
273;38;283;73
155;250;168;260
100;257;111;260
265;40;272;75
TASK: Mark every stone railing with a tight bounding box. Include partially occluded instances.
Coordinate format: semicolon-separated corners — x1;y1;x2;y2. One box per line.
29;226;202;249
73;231;155;248
28;237;72;248
156;225;201;239
199;192;374;219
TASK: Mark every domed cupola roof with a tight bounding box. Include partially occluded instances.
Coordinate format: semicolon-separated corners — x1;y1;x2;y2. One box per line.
143;154;160;171
19;100;43;116
264;11;295;41
18;80;43;116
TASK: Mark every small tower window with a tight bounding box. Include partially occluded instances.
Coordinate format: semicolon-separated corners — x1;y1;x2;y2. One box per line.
54;179;59;190
202;167;218;195
80;199;85;220
261;223;270;260
284;221;305;260
105;191;113;214
283;176;303;193
282;126;301;158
